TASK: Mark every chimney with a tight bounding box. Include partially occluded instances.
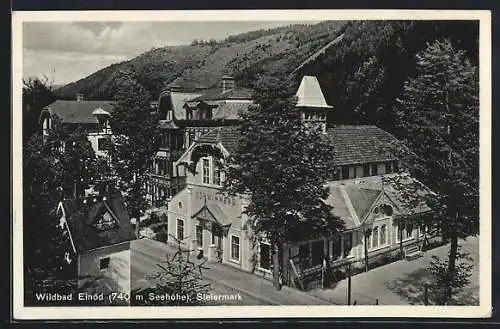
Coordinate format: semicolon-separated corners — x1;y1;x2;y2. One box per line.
222;76;235;93
76;93;84;102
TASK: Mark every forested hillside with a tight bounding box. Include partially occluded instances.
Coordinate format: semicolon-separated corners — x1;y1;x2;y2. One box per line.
296;20;479;133
54;21;345;100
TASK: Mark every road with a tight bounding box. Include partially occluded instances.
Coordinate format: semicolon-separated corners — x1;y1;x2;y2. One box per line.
130;238;274;305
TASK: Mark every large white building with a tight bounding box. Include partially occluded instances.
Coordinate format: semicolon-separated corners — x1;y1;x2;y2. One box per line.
164;75;436;288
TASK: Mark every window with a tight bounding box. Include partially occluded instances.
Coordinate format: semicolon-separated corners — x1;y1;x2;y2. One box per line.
365;230;372;249
202;158;210;184
93;210;116;231
363;164;370;177
299;243;310;269
380;225;387;245
213;161;221;186
331;236;341;260
372;227;379;248
99;257;110;270
342;233;352;258
312;240;324;266
205;109;212;120
406;222;413;238
189;131;195;145
196;225;203;247
187;109;193;120
97;137;111;151
371;163;378;176
231;236;240;261
333;167;341;180
177;219;184;240
385;162;392;174
393;161;399;172
341;166;349;180
259;242;271;271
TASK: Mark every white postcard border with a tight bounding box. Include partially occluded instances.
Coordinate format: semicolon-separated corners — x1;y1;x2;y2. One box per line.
11;9;492;320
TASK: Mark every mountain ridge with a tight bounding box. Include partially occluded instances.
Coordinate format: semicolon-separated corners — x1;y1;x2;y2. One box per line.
54;21;347;101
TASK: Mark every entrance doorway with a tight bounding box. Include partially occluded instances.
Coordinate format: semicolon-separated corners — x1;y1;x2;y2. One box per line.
211;222;223;262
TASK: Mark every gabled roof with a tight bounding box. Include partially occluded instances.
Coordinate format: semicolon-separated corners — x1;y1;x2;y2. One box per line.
324;183;382;230
58;193;136;253
42;100;116;124
324;174;433;230
295;76;332;109
327;125;399;165
192;203;232;226
197;126;241;154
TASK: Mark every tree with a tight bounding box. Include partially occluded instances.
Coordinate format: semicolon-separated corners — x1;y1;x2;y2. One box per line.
393;39;479;303
428;246;474;305
143;235;210;305
108;70;161;236
224;74;344;289
23;121;100;304
23;77;56;142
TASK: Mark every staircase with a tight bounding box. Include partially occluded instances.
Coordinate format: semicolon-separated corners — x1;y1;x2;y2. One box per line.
404;244;423;260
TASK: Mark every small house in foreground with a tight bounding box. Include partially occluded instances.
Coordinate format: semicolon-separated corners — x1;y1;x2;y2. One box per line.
56;192;136;301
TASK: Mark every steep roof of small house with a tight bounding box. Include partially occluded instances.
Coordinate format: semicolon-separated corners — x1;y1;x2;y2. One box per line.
295;75;332;109
43;100;116;124
60;192;135;253
197;126;241;154
327;125;399;165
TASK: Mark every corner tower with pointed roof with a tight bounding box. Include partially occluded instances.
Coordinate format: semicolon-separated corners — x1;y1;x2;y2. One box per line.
295;75;332;133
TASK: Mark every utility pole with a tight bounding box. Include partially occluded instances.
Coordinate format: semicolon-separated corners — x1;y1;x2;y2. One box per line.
347;263;352;305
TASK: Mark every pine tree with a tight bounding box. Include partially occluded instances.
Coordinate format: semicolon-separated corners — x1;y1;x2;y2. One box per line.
393;39;479;303
224;74;344;289
428;246;474;305
144;235;210;305
23;121;100;304
108;69;161;236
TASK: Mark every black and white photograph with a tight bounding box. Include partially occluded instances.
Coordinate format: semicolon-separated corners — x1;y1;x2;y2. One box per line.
12;10;491;319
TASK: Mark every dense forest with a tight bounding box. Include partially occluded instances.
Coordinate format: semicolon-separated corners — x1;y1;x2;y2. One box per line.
297;20;478;133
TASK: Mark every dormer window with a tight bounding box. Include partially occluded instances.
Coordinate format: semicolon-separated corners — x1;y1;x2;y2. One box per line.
205;108;212;120
92;207;117;231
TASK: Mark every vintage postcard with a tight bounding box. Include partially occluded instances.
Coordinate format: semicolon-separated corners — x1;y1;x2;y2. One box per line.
12;9;492;320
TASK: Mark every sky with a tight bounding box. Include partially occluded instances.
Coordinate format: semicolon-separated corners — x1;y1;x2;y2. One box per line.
22;21;314;86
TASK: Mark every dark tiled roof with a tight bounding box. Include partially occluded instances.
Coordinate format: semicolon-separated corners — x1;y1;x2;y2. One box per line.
212;102;251;120
327;125;399;165
43;100;116;124
191;87;254;102
197;124;399;166
197;126;241;154
61;193;136;253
